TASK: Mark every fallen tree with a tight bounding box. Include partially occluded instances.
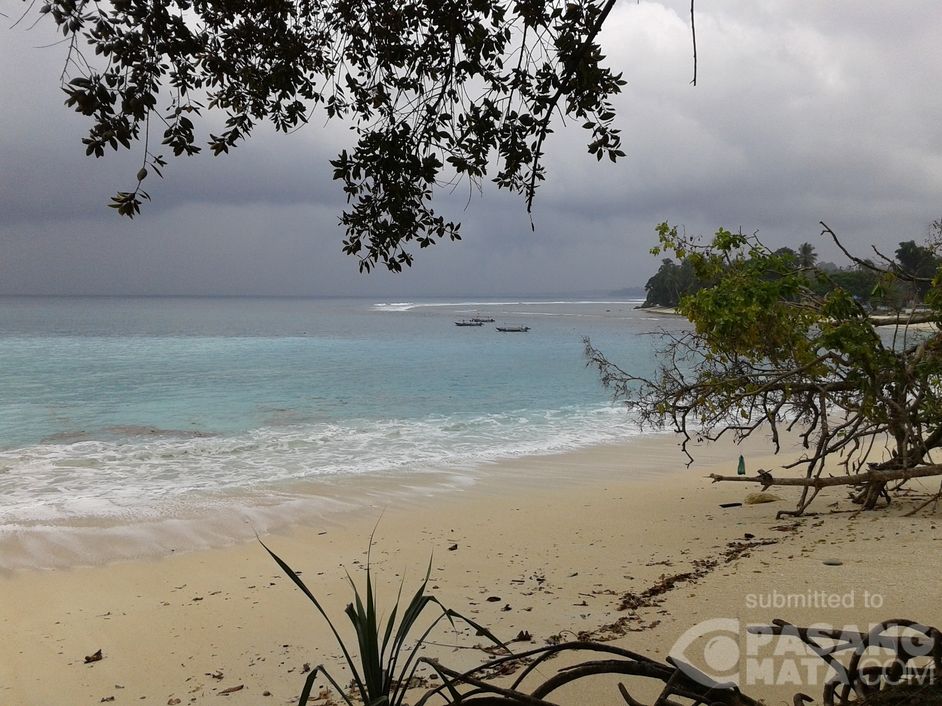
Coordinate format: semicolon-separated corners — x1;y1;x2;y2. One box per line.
586;221;942;516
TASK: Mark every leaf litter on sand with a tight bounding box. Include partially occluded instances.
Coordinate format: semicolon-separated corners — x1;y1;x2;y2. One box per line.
617;537;778;612
581;537;780;641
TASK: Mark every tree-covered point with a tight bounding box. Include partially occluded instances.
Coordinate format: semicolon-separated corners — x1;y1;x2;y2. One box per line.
641;257;703;308
641;231;942;310
591;221;942;516
24;0;639;272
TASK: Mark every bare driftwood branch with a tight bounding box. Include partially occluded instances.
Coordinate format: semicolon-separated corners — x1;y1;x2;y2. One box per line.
869;313;938;327
709;464;942;488
409;619;939;706
689;0;697;86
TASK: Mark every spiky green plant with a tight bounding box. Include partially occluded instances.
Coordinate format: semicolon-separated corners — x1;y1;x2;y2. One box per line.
260;538;505;706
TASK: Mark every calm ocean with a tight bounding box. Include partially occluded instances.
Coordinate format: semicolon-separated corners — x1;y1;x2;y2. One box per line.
0;296;682;538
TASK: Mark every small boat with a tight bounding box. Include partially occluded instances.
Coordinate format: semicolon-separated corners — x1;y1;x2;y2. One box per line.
496;325;530;332
455;320;484;327
470;315;495;323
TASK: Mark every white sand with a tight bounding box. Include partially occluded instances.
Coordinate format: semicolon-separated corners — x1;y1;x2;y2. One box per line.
2;436;940;705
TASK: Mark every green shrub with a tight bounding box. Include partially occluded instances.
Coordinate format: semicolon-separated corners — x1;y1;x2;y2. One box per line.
261;538;504;706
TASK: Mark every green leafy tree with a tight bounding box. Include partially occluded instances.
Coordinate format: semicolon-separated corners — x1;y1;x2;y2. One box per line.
23;0;644;272
642;257;702;308
773;246;797;263
825;265;880;303
894;241;940;300
797;242;817;269
586;222;942;516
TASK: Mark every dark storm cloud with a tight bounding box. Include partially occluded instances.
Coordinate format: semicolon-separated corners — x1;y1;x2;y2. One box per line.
578;1;942;261
0;22;350;226
1;2;941;295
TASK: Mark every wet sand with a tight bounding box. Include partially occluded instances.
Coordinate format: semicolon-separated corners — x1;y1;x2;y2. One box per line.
2;435;940;705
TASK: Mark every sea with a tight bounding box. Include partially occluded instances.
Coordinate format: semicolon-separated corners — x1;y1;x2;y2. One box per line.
0;296;685;563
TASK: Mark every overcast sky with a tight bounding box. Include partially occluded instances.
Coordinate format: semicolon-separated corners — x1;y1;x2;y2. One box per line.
2;2;940;297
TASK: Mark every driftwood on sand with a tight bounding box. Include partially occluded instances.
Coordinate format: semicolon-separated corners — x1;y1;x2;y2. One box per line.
708;465;942;518
407;618;940;706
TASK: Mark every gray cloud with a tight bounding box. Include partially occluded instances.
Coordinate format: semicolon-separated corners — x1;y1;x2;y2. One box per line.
1;2;940;295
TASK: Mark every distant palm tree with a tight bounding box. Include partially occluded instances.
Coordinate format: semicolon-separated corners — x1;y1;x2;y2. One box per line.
797;242;818;269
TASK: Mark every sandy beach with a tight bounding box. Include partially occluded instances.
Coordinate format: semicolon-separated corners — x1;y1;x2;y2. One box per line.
2;435;941;706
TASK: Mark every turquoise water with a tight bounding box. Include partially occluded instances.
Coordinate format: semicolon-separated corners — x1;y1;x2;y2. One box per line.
0;296;681;530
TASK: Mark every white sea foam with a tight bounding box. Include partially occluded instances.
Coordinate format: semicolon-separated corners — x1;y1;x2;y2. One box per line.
0;296;670;567
372;300;643;311
372;302;417;311
0;405;643;528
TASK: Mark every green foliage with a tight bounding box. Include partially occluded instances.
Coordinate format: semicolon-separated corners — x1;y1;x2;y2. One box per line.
682;240;815;365
927;269;942;314
260;538;503;706
895;240;941;299
796;242;817;269
590;221;942;512
814;265;880;302
32;0;628;272
651;224;820;365
642;258;701;307
648;224;939;314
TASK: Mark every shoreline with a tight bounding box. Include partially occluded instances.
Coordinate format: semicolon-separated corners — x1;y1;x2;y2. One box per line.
634;304;681;316
0;430;737;572
3;436;941;705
